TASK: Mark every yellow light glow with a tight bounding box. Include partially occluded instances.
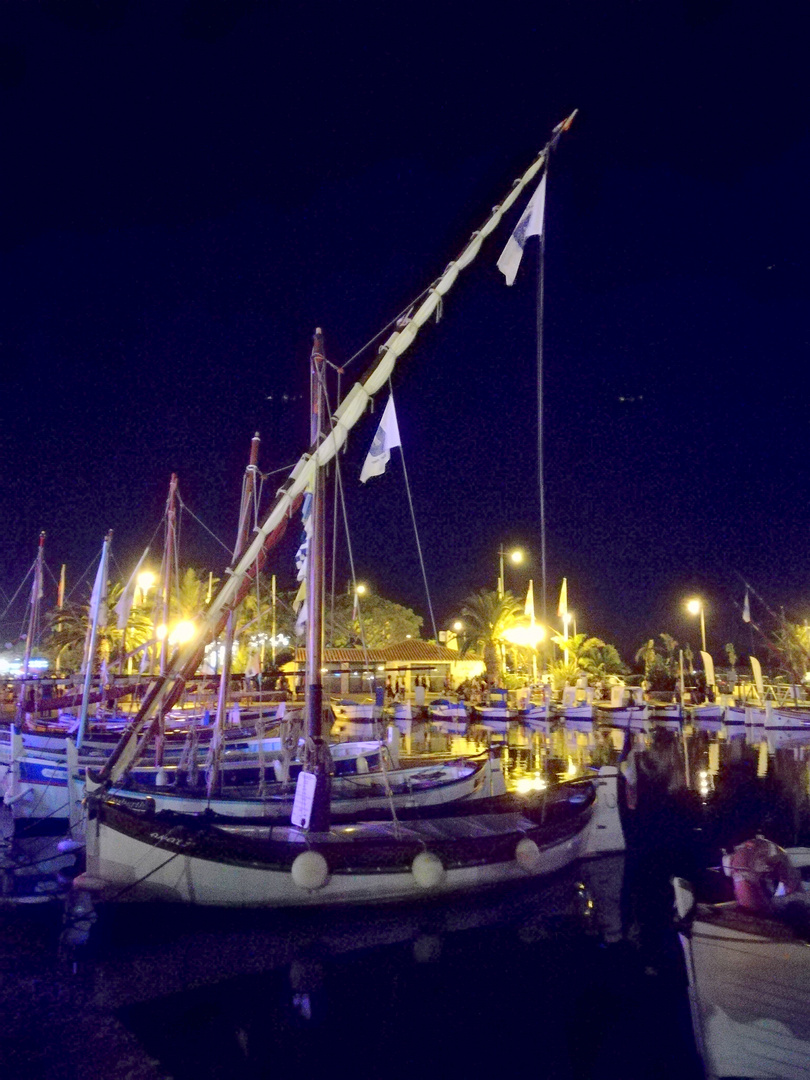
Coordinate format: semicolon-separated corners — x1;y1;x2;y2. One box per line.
452;621;463;632
155;623;168;640
137;571;156;592
509;548;524;565
355;583;367;595
168;620;196;645
515;776;549;793
566;757;578;777
501;623;546;648
686;598;702;616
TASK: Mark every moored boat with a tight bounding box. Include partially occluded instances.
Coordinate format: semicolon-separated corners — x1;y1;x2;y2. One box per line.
83;764;623;906
674;840;810;1080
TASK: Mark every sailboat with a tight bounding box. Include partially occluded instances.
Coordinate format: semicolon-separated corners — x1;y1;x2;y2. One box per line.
81;114;625;907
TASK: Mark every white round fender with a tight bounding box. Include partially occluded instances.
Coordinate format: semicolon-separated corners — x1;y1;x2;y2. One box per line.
515;837;542;872
291;850;329;891
411;851;445;889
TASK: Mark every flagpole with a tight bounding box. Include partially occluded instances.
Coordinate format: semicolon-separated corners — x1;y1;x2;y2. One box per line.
536;178;548;641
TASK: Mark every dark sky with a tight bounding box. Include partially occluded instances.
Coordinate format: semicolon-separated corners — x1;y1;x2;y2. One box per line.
1;0;808;661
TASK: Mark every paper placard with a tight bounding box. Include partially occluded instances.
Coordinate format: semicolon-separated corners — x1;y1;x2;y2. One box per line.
291;770;317;829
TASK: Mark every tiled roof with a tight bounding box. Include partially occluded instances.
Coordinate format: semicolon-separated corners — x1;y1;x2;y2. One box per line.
293;648;386;663
380;640;459;662
292;641;459;664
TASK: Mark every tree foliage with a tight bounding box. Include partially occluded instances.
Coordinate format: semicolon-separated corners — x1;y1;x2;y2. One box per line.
325;588;423;649
547;632;627;691
770;620;810;683
458;589;522;684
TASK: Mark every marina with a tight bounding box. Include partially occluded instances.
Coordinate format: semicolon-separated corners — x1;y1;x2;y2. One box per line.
3;5;809;1077
2;713;809;1079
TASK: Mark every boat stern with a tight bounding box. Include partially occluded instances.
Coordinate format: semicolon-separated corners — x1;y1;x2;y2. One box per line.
579;766;625;859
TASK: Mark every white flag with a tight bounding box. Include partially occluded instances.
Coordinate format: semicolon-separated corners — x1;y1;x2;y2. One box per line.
114;547;150;630
88;552;109;630
524;580;535;622
497;172;547;286
557;577;568;619
750;655;765;700
293;579;307;636
700;650;716;690
742;589;751;623
360;395;402;482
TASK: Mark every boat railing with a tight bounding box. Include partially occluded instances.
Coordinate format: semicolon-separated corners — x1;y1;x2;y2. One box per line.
733;680;808;707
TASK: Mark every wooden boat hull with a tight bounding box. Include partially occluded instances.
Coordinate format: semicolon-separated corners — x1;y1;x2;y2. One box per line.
674;855;810;1080
100;755;501;821
82;767;624;907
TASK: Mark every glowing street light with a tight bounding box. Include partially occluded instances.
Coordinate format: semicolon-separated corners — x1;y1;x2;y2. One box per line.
497;545;525;598
500;622;546;649
136;570;156;605
686;597;707;653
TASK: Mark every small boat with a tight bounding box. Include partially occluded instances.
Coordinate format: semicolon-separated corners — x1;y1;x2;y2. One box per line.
518;702;553;733
96;750;503;822
429;698;469;734
674;839;810;1080
766;706;810;733
594;704;649;735
690;703;725;733
330;699;377;739
470;688;515;733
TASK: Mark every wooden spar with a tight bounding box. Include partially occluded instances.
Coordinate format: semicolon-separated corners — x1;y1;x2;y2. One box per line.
16;531;46;724
77;531;113;750
303;328;331;830
208;433;261;796
154;474;178;766
98;119;572;786
158;474;178;679
99;504;302;781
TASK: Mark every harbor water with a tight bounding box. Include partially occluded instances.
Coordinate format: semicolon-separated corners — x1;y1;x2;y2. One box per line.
2;718;809;1080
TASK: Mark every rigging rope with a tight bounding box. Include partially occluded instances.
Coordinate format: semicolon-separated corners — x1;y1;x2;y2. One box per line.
386;379;439;644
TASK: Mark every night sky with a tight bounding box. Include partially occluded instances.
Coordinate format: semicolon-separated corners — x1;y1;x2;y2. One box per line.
1;0;808;662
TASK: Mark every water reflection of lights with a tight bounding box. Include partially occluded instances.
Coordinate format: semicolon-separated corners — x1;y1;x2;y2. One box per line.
515;775;548;793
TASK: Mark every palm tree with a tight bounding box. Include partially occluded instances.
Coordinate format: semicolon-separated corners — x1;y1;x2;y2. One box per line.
634;639;657;679
548;632;627;690
458;589;522;684
724;642;737;675
659;633;679;678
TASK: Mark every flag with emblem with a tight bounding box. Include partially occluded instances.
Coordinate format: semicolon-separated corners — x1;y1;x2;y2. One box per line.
360;395;402;482
497;172;547;286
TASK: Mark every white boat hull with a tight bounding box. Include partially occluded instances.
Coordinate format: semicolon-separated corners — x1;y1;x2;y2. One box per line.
674;856;810;1080
82;768;624;908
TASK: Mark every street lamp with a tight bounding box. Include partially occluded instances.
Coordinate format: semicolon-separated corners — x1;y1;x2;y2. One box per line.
497;546;525;598
136;570;156;606
686;597;707;653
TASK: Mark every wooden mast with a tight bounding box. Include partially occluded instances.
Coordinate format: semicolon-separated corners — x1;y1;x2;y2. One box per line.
208;432;261;796
16;531;45;725
302;327;331;830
